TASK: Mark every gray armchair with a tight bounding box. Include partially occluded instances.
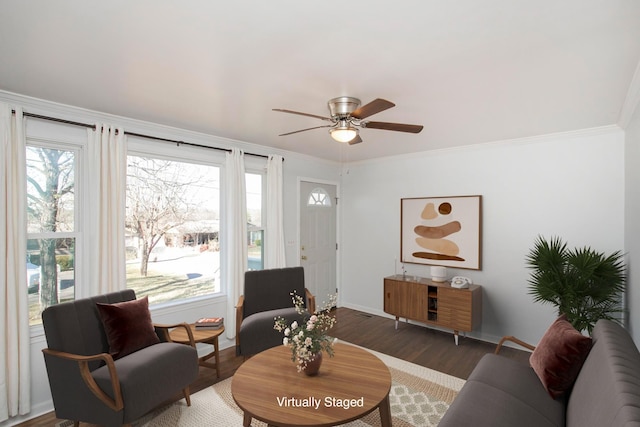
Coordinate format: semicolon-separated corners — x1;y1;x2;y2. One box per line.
41;290;198;427
235;266;316;356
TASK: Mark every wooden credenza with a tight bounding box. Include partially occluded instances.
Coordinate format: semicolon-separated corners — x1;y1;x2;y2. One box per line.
383;275;482;345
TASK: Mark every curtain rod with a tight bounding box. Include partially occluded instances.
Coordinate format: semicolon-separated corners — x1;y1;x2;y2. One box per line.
12;110;274;160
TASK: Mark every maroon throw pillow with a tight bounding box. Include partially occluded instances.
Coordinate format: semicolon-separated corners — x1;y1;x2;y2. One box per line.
96;296;160;359
529;315;592;399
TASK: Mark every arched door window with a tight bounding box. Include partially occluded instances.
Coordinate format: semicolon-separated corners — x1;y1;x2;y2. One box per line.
307;187;332;207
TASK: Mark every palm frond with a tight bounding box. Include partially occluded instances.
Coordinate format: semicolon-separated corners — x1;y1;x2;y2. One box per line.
526;236;626;333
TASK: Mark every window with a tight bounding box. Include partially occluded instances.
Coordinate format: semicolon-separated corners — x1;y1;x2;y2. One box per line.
308;187;331;206
25;129;266;319
246;172;263;270
26;144;78;325
125;155;220;305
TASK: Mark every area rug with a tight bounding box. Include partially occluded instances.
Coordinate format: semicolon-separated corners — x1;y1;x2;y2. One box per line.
56;346;465;427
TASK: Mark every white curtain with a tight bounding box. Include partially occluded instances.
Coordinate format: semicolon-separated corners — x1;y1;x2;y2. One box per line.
224;149;247;340
87;124;127;296
265;155;286;268
0;103;30;420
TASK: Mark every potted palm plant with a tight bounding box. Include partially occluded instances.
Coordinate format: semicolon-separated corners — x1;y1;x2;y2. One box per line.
525;235;626;333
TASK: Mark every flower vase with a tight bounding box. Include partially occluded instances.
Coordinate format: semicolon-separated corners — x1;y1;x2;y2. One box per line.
303;351;323;376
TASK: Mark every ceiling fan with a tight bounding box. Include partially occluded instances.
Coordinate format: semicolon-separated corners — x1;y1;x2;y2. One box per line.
273;97;424;145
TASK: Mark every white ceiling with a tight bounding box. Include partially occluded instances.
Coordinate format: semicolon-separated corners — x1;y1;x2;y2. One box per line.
1;1;639;162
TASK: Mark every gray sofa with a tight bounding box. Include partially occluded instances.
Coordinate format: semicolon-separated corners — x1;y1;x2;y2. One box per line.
42;290;199;427
439;319;640;427
235;266;316;356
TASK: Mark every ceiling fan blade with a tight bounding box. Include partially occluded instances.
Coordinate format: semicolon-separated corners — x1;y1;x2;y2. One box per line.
279;125;332;136
350;99;395;120
272;108;331;121
348;135;363;145
363;121;424;133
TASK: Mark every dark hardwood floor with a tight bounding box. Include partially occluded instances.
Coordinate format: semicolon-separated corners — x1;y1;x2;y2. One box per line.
334;307;530;378
18;307;530;426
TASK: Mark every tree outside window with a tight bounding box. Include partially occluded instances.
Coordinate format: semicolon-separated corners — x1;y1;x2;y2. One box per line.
26;147;264;321
26;145;77;325
125;156;220;304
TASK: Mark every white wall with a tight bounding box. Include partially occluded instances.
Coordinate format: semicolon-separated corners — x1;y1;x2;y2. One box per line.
339;127;626;346
625;102;640;343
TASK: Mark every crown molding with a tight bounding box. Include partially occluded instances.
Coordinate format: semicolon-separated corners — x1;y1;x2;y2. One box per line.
351;124;623;166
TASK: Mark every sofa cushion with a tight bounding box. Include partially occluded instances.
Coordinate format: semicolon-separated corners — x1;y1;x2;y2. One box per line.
566;319;640;427
530;315;592;399
96;296;160;359
439;354;565;427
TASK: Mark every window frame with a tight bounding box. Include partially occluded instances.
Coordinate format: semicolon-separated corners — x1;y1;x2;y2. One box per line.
126;140;225;306
245;169;266;270
26;136;85;328
307;187;332;207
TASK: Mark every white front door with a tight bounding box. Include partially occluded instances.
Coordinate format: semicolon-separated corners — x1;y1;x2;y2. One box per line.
299;181;337;307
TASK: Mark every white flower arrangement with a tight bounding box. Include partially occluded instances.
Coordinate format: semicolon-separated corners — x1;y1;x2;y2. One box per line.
274;292;337;372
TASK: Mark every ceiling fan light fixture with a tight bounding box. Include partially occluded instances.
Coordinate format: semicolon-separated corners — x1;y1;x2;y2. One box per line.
330;125;358;143
274;96;423;144
328;96;361;117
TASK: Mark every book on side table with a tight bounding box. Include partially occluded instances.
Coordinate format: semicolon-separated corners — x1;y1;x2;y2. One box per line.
195;317;224;329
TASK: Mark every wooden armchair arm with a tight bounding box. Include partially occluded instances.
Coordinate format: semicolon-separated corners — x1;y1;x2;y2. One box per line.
235;295;245;347
42;348;123;412
495;336;536;354
154;322;195;346
305;288;316;314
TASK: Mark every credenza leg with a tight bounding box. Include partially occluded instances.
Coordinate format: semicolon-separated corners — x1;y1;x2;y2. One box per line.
395;317;399;329
454;330;459;346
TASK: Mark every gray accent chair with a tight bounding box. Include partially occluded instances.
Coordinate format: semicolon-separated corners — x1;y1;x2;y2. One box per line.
235;266;316;356
42;290;199;427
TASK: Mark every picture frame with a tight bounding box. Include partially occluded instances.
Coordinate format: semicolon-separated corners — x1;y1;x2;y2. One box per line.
401;195;482;270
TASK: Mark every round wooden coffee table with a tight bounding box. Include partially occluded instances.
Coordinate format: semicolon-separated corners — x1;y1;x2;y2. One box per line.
231;342;392;427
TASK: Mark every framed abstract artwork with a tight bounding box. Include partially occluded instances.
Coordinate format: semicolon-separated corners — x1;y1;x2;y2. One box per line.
401;195;482;270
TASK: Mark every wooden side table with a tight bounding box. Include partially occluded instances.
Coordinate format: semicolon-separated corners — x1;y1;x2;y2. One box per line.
169;323;225;378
